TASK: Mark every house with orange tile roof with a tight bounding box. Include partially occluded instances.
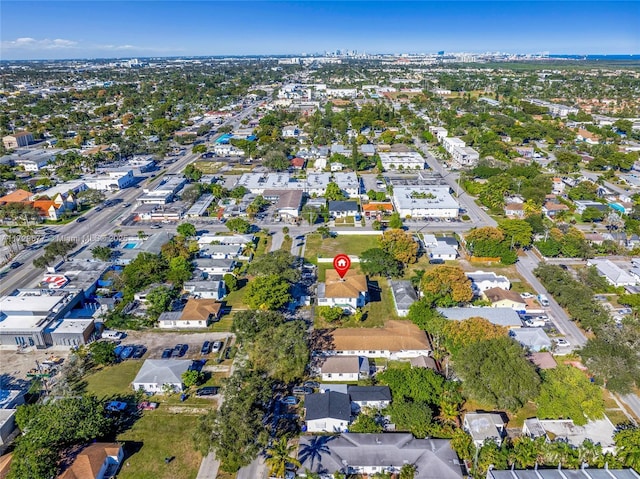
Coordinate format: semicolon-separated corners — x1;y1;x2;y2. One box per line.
158;298;222;329
58;443;123;479
576;128;600;145
362;202;393;218
317;270;368;313
0;189;33;204
542;201;569;219
32;199;66;220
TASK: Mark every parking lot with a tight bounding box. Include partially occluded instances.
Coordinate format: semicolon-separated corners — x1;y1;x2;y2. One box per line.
115;331;234;360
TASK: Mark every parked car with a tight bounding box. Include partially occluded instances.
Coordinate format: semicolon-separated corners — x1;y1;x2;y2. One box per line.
200;341;211;355
132;345;146;359
173;344;188;357
429;258;445;265
120;346;134;360
303;381;319;389
114;345;125;357
161;348;173;359
282;396;298;405
556;338;570;347
106;401;127;412
211;341;223;353
292;386;313;395
196;386;219;397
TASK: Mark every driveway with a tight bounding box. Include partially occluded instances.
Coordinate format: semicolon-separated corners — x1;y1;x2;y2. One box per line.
237;454;267;479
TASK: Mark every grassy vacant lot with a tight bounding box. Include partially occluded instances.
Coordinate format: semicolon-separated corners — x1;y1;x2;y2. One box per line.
117;411;202;479
304;233;380;263
85;360;143;398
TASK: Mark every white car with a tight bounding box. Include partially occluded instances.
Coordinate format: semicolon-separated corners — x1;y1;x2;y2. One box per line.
555;338;570;347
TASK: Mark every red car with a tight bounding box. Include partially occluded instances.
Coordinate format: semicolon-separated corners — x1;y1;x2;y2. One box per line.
137;401;158;411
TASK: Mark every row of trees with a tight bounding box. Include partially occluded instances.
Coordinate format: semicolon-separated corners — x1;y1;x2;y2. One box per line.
194;309;309;473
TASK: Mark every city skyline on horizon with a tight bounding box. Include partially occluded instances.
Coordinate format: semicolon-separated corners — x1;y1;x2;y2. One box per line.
1;1;639;60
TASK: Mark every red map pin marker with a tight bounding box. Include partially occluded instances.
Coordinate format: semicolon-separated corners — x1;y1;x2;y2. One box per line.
333;254;351;279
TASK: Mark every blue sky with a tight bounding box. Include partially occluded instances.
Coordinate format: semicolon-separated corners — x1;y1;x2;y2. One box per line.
1;1;639;59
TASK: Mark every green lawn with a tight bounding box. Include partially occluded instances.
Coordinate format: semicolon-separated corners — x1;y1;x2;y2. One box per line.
224;287;249;312
117;411;203;479
304;233;380;263
253;233;272;257
507;401;539;428
210;316;234;332
86;361;143;399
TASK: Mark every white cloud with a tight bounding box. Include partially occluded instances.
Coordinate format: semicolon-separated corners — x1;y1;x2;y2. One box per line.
1;37;79;50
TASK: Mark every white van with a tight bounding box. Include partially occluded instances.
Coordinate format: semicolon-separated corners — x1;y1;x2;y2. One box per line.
102;330;124;340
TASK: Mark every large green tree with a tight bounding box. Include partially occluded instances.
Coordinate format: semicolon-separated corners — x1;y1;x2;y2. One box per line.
244;275;291;310
455;337;541;411
536;365;605;425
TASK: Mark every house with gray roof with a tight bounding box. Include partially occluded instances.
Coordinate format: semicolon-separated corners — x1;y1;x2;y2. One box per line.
463;412;506;447
389;280;418;317
318;356;369;382
438;307;523;329
510;327;552;352
347;386;391;411
304;391;351;432
488;468;640;479
328;200;359;218
182;279;226;300
297;433;464;479
132;359;192;394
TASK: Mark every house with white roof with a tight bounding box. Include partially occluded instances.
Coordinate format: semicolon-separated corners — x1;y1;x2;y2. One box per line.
132;359;192;394
465;271;511;293
587;259;637;287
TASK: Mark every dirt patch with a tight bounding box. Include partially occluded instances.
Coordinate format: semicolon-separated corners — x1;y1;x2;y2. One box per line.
0;347;71;388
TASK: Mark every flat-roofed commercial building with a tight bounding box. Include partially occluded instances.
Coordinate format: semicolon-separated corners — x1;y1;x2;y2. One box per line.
392;185;458;218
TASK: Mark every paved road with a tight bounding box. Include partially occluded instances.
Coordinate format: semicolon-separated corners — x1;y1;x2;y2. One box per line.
413;139;497;228
516;250;588;348
620;393;640;422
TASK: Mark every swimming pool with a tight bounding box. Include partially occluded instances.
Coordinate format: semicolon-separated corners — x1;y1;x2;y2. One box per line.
123;243;138;249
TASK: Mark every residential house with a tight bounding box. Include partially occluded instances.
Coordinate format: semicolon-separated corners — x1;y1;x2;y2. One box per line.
0;189;33;204
438;307;523;329
576;128;600;145
182;279;226;301
264;189;304;219
574;200;608;215
483;287;526;311
282;126;300;138
362;202;393;219
504;203;525;218
527;352;557;370
316;320;432;359
552;177;565;195
333;172;360;197
318;356;369;382
463;412;506;447
2;131;33;149
132;359;192;394
317;270;368;312
429;244;458;261
58;443;124;479
328;200;359;219
198;244;243;259
297;433;464;479
389;280;418;317
542;201;570;219
522;417;617;454
192;258;235;275
158;298;222;329
347;386;391;412
510;328;552;352
304;391;351;432
32;199;65;220
290;157;306;169
465;271;511;293
409;355;440;371
587;259;637;287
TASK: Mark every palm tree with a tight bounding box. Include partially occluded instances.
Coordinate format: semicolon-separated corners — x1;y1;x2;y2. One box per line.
265;437;301;479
